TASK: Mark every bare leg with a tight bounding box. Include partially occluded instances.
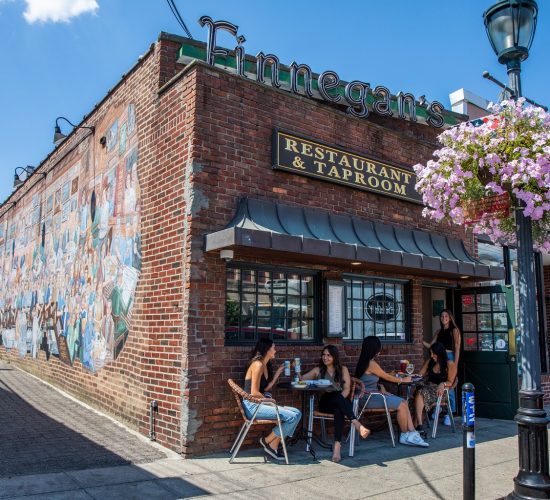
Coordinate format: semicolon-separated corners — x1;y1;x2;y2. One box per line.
265;432;281;451
332;441;342;462
414;394;425;427
351;419;371;439
397;401;416;432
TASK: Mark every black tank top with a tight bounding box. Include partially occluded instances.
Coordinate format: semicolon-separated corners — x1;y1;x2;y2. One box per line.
428;362;448;385
244;373;269;394
439;327;454;351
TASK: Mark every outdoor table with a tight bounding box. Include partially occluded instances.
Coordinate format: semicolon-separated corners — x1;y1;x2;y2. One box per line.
388;373;424;400
278;381;335;460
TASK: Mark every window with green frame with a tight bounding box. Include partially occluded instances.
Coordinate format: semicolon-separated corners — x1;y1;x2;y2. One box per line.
225;264;318;344
344;277;409;341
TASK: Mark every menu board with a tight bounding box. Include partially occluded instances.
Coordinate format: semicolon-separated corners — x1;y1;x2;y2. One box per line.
326;281;345;337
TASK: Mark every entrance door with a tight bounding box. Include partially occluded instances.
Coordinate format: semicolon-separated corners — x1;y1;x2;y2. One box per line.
455;285;518;420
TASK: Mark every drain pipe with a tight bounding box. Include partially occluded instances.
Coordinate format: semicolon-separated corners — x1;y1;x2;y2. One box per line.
149;400;158;441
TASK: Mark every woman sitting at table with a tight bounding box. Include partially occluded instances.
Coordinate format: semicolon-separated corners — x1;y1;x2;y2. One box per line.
354;336;429;448
302;344;370;462
243;337;302;461
413;341;457;430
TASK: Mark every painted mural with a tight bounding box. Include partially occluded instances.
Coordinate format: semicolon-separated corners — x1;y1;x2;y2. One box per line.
0;103;141;372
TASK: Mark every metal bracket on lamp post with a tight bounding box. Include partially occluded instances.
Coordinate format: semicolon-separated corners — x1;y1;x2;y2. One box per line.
482;71;548;110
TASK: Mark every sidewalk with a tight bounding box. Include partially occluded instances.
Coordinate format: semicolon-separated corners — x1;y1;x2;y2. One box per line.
0;360;538;499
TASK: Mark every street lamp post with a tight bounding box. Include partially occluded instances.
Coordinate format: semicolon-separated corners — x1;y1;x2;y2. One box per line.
483;1;550;498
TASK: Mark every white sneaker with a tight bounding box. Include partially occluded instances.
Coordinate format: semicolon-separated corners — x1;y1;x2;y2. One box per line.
443;415;452;426
406;431;429;448
399;432;410;445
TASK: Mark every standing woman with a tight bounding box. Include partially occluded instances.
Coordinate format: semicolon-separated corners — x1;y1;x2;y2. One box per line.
243;338;302;461
354;336;429;447
413;342;457;429
302;345;370;462
424;309;461;365
423;308;461;414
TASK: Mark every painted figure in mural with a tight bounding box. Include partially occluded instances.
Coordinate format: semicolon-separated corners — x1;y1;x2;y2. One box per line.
0;103;141;373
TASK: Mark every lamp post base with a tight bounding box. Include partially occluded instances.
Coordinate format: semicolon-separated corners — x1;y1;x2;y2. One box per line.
508;390;550;499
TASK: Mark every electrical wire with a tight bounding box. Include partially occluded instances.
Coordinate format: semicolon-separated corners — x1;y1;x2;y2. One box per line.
166;0;193;38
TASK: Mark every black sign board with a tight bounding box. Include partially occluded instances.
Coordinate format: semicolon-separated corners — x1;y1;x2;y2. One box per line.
273;130;422;204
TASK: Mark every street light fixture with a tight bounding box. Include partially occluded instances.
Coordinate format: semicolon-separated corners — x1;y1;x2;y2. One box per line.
53;116;95;146
483;1;550;498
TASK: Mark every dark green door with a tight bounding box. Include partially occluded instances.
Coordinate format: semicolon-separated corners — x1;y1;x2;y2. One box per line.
455;285;518;420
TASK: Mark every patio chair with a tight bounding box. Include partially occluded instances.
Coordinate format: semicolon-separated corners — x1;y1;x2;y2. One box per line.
426;377;458;438
309;377;364;457
227;378;289;464
355;388;397;447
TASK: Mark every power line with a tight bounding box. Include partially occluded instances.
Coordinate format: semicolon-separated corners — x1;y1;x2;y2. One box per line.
166;0;193;39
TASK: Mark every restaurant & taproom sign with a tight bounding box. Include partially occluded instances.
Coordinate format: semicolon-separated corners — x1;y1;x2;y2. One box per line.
178;16;453;129
273;130;422;204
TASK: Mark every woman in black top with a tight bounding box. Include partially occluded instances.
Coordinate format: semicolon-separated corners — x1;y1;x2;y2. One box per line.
424;309;461;365
302;345;370;462
413;342;457;428
243;338;301;461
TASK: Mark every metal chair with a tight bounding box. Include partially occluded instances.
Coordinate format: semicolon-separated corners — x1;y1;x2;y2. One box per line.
356;389;397;447
426;378;458;438
227;378;289;464
309;377;364;457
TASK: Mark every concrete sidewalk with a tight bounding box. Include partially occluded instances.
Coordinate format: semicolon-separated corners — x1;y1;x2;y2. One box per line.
0;360;539;499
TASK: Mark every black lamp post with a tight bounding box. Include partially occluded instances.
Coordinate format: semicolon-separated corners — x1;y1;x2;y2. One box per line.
53;116;95;146
483;1;550;498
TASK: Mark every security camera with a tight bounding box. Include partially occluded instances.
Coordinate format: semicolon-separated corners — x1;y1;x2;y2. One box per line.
220;249;234;262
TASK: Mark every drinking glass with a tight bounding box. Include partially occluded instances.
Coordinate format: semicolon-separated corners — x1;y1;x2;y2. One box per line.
406;363;414;376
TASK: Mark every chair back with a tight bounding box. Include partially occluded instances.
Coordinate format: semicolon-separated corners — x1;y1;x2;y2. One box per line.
227;378;248;422
350;376;365;401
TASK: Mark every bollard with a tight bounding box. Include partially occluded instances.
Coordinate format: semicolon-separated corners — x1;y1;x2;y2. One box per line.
462;383;475;500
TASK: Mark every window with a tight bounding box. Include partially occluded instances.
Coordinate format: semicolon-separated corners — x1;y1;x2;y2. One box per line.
344;277;409;342
225;264;318;344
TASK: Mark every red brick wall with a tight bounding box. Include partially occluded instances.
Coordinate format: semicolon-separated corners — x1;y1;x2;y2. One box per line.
0;35;191;453
181;62;467;455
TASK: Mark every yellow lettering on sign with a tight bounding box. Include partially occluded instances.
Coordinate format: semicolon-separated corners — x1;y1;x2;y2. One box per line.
339;155;351;168
402;172;412;184
390;169;401;181
355;172;367;185
314;161;326;174
314;147;325;160
378;166;389;179
394;184;406;195
366;162;377;175
328;166;341;178
342;169;352;181
381;179;392;191
367;176;379;188
301;143;313;157
284;138;299;153
326;150;338;163
352;158;363;171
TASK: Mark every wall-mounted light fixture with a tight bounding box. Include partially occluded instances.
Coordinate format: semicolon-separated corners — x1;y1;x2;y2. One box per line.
53;116;95;146
13;166;36;189
220;249;234;262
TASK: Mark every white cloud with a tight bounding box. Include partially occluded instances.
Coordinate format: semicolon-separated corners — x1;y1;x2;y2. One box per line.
24;0;98;24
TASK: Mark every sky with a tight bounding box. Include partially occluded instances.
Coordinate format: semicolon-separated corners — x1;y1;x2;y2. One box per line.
0;0;549;203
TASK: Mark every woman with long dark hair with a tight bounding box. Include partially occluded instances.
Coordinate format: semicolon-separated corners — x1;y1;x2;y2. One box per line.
424;309;461;365
302;344;370;462
413;341;457;429
354;336;428;447
243;338;301;461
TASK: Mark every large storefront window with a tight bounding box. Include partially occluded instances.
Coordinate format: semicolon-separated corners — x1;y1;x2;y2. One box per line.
344;277;409;342
225;264;318;344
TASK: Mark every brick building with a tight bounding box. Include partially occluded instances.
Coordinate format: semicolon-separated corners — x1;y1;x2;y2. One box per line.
0;27;547;457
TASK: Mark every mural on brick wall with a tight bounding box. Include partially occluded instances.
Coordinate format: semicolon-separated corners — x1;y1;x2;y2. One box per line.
0;103;141;372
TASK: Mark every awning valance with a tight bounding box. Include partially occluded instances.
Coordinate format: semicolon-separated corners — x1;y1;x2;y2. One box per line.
205;198;504;280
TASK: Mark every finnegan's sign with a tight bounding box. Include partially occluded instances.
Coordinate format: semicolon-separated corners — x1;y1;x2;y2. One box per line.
185;16;446;128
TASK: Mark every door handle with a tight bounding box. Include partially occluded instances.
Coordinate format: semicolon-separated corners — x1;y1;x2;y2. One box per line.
508;355;516;363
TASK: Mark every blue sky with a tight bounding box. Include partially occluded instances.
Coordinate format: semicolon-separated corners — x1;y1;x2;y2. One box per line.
1;0;549;203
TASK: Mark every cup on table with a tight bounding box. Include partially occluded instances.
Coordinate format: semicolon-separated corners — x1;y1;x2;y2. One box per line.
399;360;408;373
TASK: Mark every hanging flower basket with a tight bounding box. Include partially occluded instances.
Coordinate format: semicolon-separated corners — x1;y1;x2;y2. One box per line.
413;98;550;252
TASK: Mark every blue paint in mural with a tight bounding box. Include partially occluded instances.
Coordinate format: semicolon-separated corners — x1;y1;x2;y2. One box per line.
0;103;141;372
